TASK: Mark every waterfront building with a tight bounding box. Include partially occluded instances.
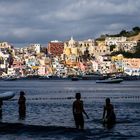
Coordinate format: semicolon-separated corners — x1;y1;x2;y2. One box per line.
7;67;16;76
111;54;124;72
124;67;140;76
122;58;140;75
91;60;99;72
38;66;46;75
96;55;116;74
48;40;64;56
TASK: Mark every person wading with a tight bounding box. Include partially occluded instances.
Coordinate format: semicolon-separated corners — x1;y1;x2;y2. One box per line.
73;93;89;129
103;98;116;125
0;99;3;119
18;91;26;119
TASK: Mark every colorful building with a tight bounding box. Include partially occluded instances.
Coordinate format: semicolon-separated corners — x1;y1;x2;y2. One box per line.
48;40;64;56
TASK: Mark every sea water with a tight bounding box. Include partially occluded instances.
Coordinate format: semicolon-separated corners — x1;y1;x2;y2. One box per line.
0;80;140;140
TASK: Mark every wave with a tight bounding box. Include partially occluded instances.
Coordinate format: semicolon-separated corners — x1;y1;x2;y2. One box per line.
0;122;139;139
0;122;87;134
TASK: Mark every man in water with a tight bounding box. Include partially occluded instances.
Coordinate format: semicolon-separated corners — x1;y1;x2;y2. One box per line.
18;91;26;119
73;93;89;129
103;98;116;125
0;99;3;119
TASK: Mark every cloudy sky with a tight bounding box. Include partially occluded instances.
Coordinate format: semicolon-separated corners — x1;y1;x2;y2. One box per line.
0;0;140;47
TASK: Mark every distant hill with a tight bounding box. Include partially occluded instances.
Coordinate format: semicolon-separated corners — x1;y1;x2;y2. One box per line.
96;26;140;41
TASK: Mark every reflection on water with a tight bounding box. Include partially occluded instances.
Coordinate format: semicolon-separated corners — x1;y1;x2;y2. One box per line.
0;80;140;139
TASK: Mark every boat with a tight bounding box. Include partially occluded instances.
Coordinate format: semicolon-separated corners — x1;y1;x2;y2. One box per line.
120;75;140;81
82;73;104;80
39;75;50;80
0;91;15;100
71;77;79;81
3;76;17;81
96;78;123;83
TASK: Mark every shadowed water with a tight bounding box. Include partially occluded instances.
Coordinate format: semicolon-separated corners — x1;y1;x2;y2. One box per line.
0;80;140;139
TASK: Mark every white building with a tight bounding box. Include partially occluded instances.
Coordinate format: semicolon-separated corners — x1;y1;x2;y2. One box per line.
105;37;127;46
124;67;140;76
0;51;10;69
117;41;137;52
33;44;41;54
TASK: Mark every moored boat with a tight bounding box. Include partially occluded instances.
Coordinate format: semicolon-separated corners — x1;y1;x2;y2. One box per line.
71;77;79;81
96;78;123;83
82;73;104;80
3;77;17;81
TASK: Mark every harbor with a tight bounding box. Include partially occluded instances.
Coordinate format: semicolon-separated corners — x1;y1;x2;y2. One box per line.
0;0;140;139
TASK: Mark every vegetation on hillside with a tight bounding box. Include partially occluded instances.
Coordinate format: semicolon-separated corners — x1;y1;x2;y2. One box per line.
96;26;140;41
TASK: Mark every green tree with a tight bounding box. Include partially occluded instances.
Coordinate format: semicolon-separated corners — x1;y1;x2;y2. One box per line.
110;45;116;52
132;26;140;32
133;42;140;58
119;30;127;36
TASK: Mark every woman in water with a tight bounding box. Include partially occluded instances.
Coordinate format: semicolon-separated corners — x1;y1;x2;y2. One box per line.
103;98;116;124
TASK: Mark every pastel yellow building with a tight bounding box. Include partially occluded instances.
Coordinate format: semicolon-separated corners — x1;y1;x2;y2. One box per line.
111;54;124;62
63;47;71;56
71;47;79;55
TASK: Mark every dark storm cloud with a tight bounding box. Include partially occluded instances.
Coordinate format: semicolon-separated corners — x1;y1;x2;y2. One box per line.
0;0;140;47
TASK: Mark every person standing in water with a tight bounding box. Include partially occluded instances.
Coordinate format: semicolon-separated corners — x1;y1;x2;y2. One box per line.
0;99;3;119
73;93;89;129
103;98;116;125
18;91;26;119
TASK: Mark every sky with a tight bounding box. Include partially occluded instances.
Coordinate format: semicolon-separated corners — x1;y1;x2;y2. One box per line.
0;0;140;47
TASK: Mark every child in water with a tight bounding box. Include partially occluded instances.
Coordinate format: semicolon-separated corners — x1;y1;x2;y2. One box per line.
73;93;89;129
103;98;116;124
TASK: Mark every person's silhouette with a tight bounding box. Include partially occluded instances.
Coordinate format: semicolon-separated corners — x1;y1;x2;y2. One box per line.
18;91;26;119
0;99;3;119
103;98;116;125
73;93;89;129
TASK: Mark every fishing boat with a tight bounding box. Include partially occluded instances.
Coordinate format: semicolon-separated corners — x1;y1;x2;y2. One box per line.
96;78;123;83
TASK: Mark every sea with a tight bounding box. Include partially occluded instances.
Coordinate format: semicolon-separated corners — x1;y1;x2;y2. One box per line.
0;79;140;140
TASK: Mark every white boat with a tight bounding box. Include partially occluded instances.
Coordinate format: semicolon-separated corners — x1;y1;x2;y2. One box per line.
96;78;123;83
0;91;15;100
3;76;17;81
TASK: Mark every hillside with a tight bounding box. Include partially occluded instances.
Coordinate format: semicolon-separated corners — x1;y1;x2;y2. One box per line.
96;26;140;41
127;33;140;42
